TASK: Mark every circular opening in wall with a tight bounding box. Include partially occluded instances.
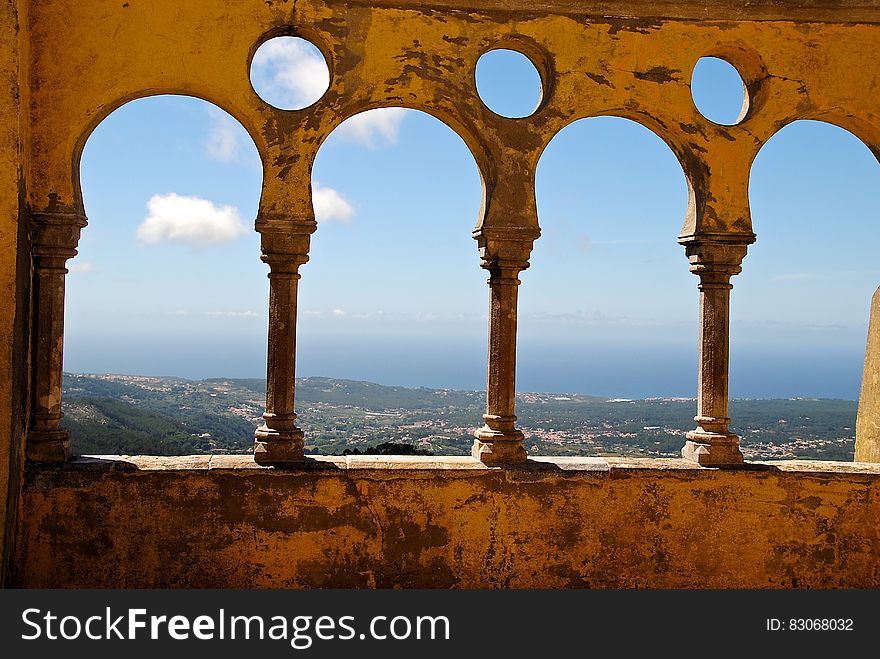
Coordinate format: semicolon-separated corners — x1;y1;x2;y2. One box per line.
476;48;543;119
250;36;330;110
691;56;749;126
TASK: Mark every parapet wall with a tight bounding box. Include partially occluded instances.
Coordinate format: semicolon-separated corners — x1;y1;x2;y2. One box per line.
14;456;880;588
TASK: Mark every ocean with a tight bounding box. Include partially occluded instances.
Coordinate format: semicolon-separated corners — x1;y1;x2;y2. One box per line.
62;330;865;400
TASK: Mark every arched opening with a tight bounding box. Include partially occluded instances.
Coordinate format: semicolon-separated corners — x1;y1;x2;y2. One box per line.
63;95;264;456
527;116;692;457
300;108;484;456
737;119;880;460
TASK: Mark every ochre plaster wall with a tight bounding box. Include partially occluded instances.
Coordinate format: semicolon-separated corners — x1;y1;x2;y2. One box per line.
14;456;880;588
5;1;880;586
0;0;26;587
22;0;880;239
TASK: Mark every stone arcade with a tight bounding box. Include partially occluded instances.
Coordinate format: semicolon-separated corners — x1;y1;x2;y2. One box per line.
2;0;880;587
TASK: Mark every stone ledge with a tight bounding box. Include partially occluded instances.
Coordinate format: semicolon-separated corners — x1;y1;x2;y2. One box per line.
60;454;880;477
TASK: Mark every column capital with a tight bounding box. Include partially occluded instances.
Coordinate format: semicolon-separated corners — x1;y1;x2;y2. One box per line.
256;214;316;269
472;225;539;273
255;213;318;236
678;231;755;246
31;211;88;264
261;253;309;275
680;236;752;287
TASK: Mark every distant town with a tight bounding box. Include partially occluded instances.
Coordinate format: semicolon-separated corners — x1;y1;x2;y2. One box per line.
61;372;857;461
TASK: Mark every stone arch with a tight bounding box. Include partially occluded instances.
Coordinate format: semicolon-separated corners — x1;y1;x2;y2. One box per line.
72;92;267;216
742;118;880;459
252;98;494;231
753;113;880;173
307;104;484;305
536;112;694;239
747;117;880;244
305;103;492;229
318;103;491;221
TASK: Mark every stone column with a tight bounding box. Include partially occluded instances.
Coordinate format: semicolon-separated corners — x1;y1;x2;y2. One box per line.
27;211;88;463
472;227;537;465
680;238;750;467
253;218;315;465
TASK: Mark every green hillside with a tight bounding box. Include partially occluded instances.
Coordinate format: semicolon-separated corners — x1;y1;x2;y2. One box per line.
60;373;858;461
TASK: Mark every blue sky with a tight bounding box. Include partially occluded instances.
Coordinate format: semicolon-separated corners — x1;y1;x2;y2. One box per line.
64;42;880;399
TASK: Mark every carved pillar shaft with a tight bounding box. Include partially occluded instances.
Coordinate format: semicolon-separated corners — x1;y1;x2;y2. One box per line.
254;219;315;465
486;267;519;425
681;239;749;467
694;273;734;430
28;212;87;462
471;223;538;465
254;257;306;463
473;262;527;464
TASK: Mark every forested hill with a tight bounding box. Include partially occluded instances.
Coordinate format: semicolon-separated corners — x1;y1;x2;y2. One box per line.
61;373;857;461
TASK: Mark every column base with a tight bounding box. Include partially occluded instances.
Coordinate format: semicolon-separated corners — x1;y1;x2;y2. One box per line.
253;425;305;465
26;428;71;463
681;431;744;467
472;426;527;466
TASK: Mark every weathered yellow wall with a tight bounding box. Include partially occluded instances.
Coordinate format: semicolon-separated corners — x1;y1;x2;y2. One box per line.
14;456;880;588
22;0;880;237
0;0;26;587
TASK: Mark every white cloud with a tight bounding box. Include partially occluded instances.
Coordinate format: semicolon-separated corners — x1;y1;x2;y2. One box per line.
166;310;189;316
313;183;355;223
334;108;409;147
68;260;95;274
332;308;346;316
205;311;258;318
137;193;246;247
251;37;330;109
204;108;242;162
